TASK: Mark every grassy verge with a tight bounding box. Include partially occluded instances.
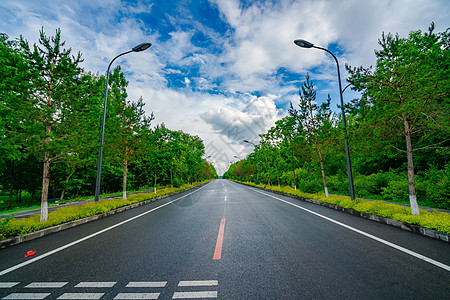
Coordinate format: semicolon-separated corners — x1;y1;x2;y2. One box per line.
0;181;210;241
238;181;450;234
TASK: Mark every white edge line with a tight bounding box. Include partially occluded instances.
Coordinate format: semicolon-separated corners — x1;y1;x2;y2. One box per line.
248;186;450;272
0;183;211;277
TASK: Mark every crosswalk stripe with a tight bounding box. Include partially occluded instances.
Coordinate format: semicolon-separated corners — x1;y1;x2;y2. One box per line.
2;293;51;299
74;282;116;288
177;281;218;287
172;291;217;299
25;282;68;288
126;282;167;288
57;293;104;299
113;293;160;299
0;282;20;288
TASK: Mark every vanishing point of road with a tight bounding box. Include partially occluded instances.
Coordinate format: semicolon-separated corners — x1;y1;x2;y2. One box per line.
0;180;449;299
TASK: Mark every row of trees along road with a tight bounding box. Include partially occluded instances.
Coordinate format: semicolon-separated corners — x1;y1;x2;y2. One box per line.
0;28;217;221
224;23;449;215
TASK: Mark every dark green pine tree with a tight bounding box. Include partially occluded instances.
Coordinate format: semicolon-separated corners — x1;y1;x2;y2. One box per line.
16;28;89;221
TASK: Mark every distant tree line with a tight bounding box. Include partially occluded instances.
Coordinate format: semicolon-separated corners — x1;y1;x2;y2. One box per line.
0;28;217;220
224;23;449;213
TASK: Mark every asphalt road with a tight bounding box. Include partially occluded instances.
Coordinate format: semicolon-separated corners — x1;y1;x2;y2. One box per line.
0;179;449;299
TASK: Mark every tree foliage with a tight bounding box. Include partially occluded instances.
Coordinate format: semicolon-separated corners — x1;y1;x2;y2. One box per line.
225;23;449;211
0;29;217;217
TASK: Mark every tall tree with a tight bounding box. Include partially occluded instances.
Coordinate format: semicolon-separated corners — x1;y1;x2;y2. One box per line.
105;67;153;199
16;28;87;221
0;33;33;209
346;23;450;214
290;74;335;197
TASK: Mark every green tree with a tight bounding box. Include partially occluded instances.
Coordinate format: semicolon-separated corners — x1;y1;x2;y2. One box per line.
104;67;153;199
290;74;336;197
0;33;34;209
15;28;89;221
346;23;450;214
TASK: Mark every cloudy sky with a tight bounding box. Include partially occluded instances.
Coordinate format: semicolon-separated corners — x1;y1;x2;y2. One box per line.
1;0;449;175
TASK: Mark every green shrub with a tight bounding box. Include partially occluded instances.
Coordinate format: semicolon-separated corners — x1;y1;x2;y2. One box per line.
381;179;409;203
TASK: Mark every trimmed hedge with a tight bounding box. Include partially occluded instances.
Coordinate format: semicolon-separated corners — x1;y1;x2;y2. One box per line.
239;181;450;234
0;182;209;241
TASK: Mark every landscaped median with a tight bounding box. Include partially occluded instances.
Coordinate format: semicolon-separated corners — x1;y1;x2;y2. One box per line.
0;181;211;247
235;181;450;242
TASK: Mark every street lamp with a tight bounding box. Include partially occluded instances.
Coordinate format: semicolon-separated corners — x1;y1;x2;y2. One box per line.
94;42;152;201
244;140;260;184
244;140;256;146
294;39;355;200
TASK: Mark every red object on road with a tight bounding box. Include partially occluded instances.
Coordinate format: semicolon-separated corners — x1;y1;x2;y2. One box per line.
25;250;36;257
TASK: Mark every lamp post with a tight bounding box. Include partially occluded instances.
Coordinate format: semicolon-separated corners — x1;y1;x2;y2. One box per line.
244;140;260;184
293;39;355;200
94;42;152;201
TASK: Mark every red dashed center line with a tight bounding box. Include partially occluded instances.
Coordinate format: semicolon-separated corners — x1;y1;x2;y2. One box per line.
213;218;226;260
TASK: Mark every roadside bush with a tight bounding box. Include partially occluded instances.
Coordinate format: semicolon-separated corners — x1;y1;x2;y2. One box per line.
381;179;409;203
416;164;450;209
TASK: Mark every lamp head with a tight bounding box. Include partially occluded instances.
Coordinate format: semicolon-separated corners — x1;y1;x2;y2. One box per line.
294;39;314;48
132;42;152;52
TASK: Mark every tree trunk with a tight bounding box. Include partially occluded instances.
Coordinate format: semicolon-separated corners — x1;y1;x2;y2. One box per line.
17;187;22;203
60;171;75;201
293;167;296;190
180;162;183;182
40;153;50;221
123;158;128;200
403;113;420;215
276;165;280;187
7;161;15;210
317;148;329;197
7;185;13;211
319;151;329;198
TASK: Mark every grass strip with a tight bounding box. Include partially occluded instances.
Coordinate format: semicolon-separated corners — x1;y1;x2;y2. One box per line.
238;181;450;234
0;181;210;241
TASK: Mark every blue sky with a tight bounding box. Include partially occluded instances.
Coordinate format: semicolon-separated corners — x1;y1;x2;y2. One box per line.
1;0;449;174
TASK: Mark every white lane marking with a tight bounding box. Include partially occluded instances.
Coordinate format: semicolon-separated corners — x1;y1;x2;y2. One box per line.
57;293;104;299
25;282;68;288
0;282;19;288
113;293;160;299
0;183;211;277
126;282;167;288
75;282;116;288
178;280;218;287
2;293;51;299
172;291;217;299
249;187;450;272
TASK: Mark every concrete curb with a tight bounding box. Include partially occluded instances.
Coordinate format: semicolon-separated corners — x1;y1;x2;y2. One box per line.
238;182;450;243
0;184;205;249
